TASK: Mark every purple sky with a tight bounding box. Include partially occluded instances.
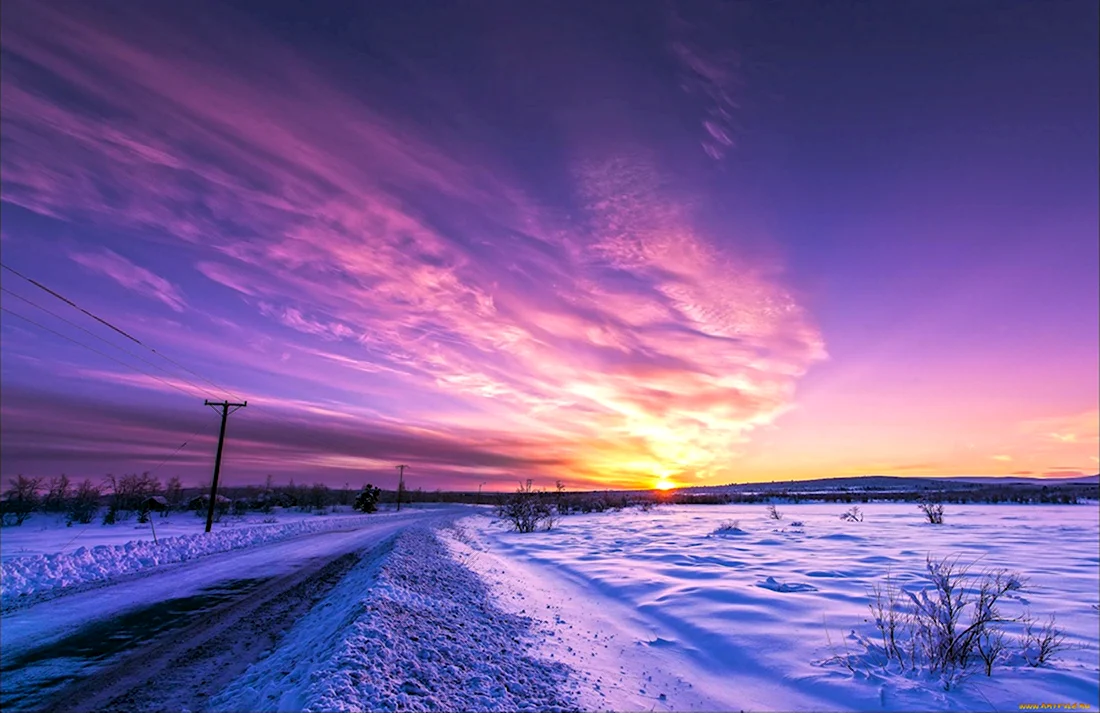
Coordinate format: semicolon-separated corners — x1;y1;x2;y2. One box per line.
1;1;1097;491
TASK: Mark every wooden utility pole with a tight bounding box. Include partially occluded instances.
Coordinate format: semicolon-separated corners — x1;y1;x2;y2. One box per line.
204;399;247;532
395;464;408;511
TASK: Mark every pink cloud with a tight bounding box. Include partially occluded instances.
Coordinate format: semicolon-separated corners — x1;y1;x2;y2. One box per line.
1;2;825;487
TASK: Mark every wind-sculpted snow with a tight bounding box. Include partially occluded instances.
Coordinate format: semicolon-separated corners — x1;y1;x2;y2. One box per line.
0;514;390;603
457;503;1100;712
213;527;577;712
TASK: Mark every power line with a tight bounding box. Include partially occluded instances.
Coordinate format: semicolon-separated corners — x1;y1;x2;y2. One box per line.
53;418;218;553
1;287;224;400
1;262;144;344
0;261;246;402
1;307;221;402
146;421;214;475
2;262;403;484
1;301;346;481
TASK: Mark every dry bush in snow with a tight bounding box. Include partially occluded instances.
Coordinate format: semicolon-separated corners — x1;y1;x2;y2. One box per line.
918;499;945;524
1021;613;1067;667
839;555;1069;690
711;520;745;535
499;480;557;533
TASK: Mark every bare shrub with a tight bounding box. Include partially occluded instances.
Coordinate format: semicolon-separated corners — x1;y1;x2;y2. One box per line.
766;503;782;520
500;480;556;533
870;574;911;667
918;499;945;524
847;556;1042;688
711;520;744;535
841;506;863;522
907;558;1023;685
976;625;1007;676
1021;613;1067;667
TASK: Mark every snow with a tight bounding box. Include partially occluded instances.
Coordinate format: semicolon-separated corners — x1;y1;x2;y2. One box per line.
1;507;371;561
4;502;1095;712
449;503;1100;712
212;526;577;712
0;511;446;664
0;508;408;604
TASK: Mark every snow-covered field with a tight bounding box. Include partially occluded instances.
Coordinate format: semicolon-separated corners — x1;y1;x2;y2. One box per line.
449;503;1100;712
3;502;1096;712
0;508;407;604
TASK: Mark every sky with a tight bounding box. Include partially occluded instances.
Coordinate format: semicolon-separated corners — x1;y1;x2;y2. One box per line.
1;0;1097;492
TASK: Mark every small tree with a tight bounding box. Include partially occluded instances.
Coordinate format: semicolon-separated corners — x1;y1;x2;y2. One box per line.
767;503;782;520
308;483;329;512
355;484;382;513
165;476;184;511
67;479;101;525
2;475;42;526
43;475;72;513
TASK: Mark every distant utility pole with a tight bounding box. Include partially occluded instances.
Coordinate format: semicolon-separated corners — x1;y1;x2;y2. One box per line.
477;481;487;505
395;464;408;512
204;399;247;533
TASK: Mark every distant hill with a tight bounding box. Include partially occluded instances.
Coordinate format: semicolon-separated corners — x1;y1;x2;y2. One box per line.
689;473;1100;494
932;474;1099;486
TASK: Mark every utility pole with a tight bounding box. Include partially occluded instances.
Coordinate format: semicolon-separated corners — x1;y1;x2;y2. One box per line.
477;481;486;505
204;399;247;532
395;464;408;512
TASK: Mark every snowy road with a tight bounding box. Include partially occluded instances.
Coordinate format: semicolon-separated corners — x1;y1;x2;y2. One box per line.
0;506;463;712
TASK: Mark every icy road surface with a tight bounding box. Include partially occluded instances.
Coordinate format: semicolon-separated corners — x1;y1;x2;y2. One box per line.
0;507;460;711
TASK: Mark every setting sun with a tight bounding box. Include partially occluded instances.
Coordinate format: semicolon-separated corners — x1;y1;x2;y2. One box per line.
655;478;677;491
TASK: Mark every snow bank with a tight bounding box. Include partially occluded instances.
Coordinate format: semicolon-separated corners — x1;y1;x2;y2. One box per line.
213;527;577;712
1;513;388;602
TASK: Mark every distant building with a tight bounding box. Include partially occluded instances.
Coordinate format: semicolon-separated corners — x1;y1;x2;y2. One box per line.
187;494;231;510
142;495;169;512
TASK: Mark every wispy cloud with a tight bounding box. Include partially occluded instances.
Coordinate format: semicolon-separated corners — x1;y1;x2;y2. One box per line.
70;249;186;312
669;4;742;161
1;2;824;487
